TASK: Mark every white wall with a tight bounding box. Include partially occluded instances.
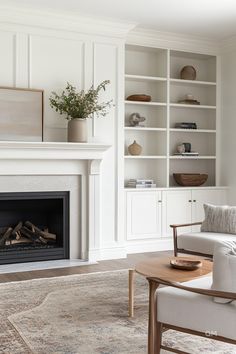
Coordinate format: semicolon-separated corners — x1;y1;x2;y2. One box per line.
0;9;129;260
221;46;236;204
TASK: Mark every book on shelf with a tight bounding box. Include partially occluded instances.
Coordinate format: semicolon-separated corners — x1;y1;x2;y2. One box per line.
129;179;154;183
127;183;157;188
173;152;199;156
126;179;156;188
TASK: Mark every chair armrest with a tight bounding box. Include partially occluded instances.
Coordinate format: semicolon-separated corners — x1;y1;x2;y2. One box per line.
170;222;202;229
147;276;236;301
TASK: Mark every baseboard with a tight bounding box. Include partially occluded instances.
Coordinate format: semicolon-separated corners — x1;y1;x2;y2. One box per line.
125;238;173;254
88;239;173;261
88;246;127;261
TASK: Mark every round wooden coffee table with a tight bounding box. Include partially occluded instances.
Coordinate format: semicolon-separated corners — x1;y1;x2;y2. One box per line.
128;256;212;317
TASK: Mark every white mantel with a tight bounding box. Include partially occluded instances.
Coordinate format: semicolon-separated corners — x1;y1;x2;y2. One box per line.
0;141;111;261
0;141;110;161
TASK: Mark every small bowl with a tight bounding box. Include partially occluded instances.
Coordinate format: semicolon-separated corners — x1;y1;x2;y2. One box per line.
170;258;202;271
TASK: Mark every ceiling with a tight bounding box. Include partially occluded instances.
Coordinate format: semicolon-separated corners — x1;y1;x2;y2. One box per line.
1;0;236;40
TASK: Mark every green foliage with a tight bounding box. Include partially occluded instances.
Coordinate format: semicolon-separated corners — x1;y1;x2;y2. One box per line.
49;80;112;120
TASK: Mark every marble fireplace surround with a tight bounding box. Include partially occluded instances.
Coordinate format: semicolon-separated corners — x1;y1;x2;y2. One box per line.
0;141;110;263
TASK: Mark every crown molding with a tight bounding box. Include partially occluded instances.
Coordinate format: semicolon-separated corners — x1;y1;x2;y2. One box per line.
127;27;221;55
0;6;136;39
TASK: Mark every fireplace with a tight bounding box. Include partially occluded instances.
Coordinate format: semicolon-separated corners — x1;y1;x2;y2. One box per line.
0;191;69;264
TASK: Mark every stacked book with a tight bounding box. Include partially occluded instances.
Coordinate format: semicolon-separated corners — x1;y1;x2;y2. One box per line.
174;152;199;156
127;179;157;188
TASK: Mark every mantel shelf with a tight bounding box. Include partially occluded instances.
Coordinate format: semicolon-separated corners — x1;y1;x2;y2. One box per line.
0;141;111;160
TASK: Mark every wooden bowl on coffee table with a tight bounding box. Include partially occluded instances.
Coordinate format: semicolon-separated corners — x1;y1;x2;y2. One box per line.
170;258;202;271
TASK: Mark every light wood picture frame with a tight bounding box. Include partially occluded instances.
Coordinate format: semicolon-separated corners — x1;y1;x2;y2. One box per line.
0;86;44;141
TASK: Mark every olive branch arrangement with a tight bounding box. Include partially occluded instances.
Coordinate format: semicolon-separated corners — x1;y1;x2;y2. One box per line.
49;80;112;120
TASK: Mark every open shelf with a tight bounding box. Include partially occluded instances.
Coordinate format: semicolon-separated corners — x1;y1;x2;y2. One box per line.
125;155;167;159
124;44;218;189
125;74;167;82
125;127;167;132
125;100;167;107
170;78;216;86
170;103;216;109
169;128;216;133
170;156;216;160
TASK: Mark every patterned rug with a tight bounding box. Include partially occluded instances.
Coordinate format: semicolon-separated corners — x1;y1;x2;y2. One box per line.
0;270;235;354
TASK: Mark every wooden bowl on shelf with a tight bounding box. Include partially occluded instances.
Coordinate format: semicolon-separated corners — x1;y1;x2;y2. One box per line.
173;173;208;186
170;258;202;271
126;94;151;102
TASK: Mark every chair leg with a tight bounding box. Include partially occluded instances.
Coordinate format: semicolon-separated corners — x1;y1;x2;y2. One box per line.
156;322;162;354
173;227;178;257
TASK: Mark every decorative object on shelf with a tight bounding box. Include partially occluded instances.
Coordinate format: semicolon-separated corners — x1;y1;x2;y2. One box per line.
175;122;197;129
128;140;142;155
127;178;156;188
178;94;200;105
170;258;202;270
126;94;151;102
173;173;208;186
129;113;146;127
176;144;185;154
180;66;197;80
49;81;112;143
183;142;191;152
0;87;43;142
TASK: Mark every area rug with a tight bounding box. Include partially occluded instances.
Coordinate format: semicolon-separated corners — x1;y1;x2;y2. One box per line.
0;270;235;354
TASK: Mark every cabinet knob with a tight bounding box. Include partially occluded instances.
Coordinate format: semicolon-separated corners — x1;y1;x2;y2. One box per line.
158;200;162;203
193;200;196;202
188;200;192;202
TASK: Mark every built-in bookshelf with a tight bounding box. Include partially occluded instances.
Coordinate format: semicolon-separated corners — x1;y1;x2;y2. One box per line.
124;45;218;188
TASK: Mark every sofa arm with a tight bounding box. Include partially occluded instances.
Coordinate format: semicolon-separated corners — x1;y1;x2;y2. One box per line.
170;222;202;229
171;222;202;256
147;276;236;301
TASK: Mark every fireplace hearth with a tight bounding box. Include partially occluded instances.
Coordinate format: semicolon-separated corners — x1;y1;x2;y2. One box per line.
0;192;69;264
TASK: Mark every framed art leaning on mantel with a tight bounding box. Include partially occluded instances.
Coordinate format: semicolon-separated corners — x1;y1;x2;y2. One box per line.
0;87;43;141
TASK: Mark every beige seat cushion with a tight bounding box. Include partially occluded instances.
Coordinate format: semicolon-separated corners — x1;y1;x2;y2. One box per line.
157;276;236;340
178;232;236;255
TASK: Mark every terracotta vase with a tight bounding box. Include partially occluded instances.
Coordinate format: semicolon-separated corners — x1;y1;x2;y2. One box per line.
68;118;87;143
128;140;142;155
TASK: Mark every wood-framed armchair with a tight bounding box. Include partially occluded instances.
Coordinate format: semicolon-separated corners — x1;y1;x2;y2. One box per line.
170;222;236;258
147;276;236;354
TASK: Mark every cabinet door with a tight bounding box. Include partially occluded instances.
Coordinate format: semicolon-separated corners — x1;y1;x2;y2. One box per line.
162;190;192;237
126;192;162;240
191;189;227;231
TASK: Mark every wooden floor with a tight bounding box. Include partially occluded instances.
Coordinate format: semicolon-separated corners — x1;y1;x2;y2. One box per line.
0;251;172;283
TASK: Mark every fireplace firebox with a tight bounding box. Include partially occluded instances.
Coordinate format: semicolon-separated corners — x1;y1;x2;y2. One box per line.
0;192;69;264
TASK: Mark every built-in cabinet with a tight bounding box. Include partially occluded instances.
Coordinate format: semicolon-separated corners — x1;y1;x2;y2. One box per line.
126;188;227;241
124;45;218;188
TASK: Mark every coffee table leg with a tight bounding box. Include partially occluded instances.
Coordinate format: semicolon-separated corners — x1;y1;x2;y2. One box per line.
148;279;160;354
128;269;135;317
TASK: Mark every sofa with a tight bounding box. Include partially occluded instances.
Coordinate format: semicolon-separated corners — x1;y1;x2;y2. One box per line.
171;204;236;257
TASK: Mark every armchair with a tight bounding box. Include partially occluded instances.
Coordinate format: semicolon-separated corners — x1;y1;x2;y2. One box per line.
147;275;236;354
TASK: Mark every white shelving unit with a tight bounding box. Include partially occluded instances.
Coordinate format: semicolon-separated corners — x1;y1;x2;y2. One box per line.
124;45;218;188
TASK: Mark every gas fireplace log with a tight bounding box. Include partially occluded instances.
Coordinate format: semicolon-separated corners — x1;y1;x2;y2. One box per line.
12;222;23;237
25;221;56;241
6;237;33;245
0;227;13;246
20;226;48;244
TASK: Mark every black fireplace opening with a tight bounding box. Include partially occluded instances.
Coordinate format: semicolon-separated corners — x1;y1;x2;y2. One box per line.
0;192;69;264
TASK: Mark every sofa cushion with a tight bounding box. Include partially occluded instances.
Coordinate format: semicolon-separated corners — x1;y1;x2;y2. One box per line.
157;276;236;340
201;204;236;234
212;241;236;304
178;232;236;255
